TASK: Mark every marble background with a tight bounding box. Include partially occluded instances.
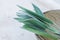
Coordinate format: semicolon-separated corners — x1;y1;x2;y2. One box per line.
0;0;60;40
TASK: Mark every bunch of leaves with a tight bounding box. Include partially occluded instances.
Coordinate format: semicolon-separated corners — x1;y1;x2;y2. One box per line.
15;4;60;40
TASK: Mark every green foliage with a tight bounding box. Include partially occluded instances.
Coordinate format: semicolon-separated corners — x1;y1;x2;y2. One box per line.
32;3;44;16
15;4;60;40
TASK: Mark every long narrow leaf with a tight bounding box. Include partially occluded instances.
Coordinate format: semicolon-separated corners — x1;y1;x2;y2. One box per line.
24;19;58;33
25;24;45;32
32;3;44;16
17;5;53;24
15;17;58;33
23;24;58;40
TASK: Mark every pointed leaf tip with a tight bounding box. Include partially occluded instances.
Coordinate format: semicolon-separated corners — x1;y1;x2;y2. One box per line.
32;3;44;16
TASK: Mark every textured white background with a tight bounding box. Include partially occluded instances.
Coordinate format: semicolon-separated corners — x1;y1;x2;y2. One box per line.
0;0;60;40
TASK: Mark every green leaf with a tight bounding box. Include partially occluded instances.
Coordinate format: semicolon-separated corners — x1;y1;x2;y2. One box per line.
14;18;31;22
16;12;32;19
24;17;58;33
23;24;58;40
15;16;58;34
17;5;53;24
25;20;45;31
32;3;44;16
25;23;45;32
24;19;58;33
24;19;47;29
15;12;32;22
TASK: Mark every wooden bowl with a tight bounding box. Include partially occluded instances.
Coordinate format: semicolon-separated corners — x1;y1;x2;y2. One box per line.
36;10;60;40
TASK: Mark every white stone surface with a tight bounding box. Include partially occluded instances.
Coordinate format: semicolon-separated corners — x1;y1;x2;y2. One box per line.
0;0;60;40
0;0;37;40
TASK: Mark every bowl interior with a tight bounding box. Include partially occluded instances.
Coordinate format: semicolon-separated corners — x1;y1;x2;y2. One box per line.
44;10;60;30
